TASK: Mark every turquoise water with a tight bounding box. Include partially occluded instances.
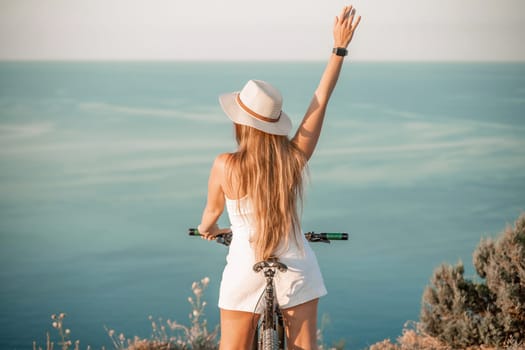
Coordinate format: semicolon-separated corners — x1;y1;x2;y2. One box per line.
0;62;524;349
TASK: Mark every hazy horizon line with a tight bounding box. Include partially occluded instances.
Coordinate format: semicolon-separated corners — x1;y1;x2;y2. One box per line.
1;58;525;64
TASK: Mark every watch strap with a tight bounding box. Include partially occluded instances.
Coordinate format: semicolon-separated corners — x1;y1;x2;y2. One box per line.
332;47;348;57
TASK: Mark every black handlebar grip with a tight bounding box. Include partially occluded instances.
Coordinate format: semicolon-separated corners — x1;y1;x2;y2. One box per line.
188;228;200;236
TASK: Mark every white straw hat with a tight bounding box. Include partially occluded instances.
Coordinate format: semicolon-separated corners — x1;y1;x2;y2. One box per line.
219;79;292;136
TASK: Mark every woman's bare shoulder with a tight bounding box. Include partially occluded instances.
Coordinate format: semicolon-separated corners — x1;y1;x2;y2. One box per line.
213;153;242;198
210;153;235;181
213;152;233;169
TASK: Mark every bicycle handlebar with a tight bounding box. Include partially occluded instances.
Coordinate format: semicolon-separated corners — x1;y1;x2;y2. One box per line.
188;228;348;245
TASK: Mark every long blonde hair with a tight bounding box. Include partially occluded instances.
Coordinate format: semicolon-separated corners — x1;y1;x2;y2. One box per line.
227;123;307;261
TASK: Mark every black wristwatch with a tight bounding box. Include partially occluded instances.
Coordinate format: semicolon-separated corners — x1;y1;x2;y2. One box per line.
332;47;348;57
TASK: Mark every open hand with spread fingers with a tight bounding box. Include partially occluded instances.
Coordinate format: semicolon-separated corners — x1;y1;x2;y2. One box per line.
334;5;361;49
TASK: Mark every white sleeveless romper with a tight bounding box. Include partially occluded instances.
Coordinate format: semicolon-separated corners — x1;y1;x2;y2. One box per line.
218;196;327;313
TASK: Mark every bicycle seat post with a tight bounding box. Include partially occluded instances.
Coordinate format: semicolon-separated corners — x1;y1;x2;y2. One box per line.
253;258;288;332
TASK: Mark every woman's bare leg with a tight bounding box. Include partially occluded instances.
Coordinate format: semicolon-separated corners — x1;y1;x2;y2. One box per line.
281;298;319;350
219;308;260;350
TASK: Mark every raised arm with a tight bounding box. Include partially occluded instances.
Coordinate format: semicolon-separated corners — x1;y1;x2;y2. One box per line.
292;5;361;160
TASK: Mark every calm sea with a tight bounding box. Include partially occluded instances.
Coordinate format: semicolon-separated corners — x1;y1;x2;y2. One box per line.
0;61;524;349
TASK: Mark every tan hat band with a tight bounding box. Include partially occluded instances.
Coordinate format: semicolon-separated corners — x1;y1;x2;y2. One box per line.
236;94;281;123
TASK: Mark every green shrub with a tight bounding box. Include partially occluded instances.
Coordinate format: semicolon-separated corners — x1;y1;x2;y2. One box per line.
420;212;525;348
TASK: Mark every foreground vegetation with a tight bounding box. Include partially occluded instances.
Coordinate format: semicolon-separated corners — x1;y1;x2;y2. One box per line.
34;213;524;349
34;277;218;350
34;277;343;350
371;212;525;350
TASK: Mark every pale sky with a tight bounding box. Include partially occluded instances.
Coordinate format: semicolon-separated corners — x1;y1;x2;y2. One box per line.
0;0;524;61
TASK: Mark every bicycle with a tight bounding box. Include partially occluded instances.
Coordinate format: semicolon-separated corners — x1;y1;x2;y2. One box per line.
188;228;348;350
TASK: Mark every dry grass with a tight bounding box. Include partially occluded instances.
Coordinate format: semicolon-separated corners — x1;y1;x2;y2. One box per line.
33;277;342;350
369;321;525;350
34;278;218;350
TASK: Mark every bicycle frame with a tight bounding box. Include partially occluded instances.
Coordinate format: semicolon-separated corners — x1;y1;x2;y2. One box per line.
253;258;288;350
